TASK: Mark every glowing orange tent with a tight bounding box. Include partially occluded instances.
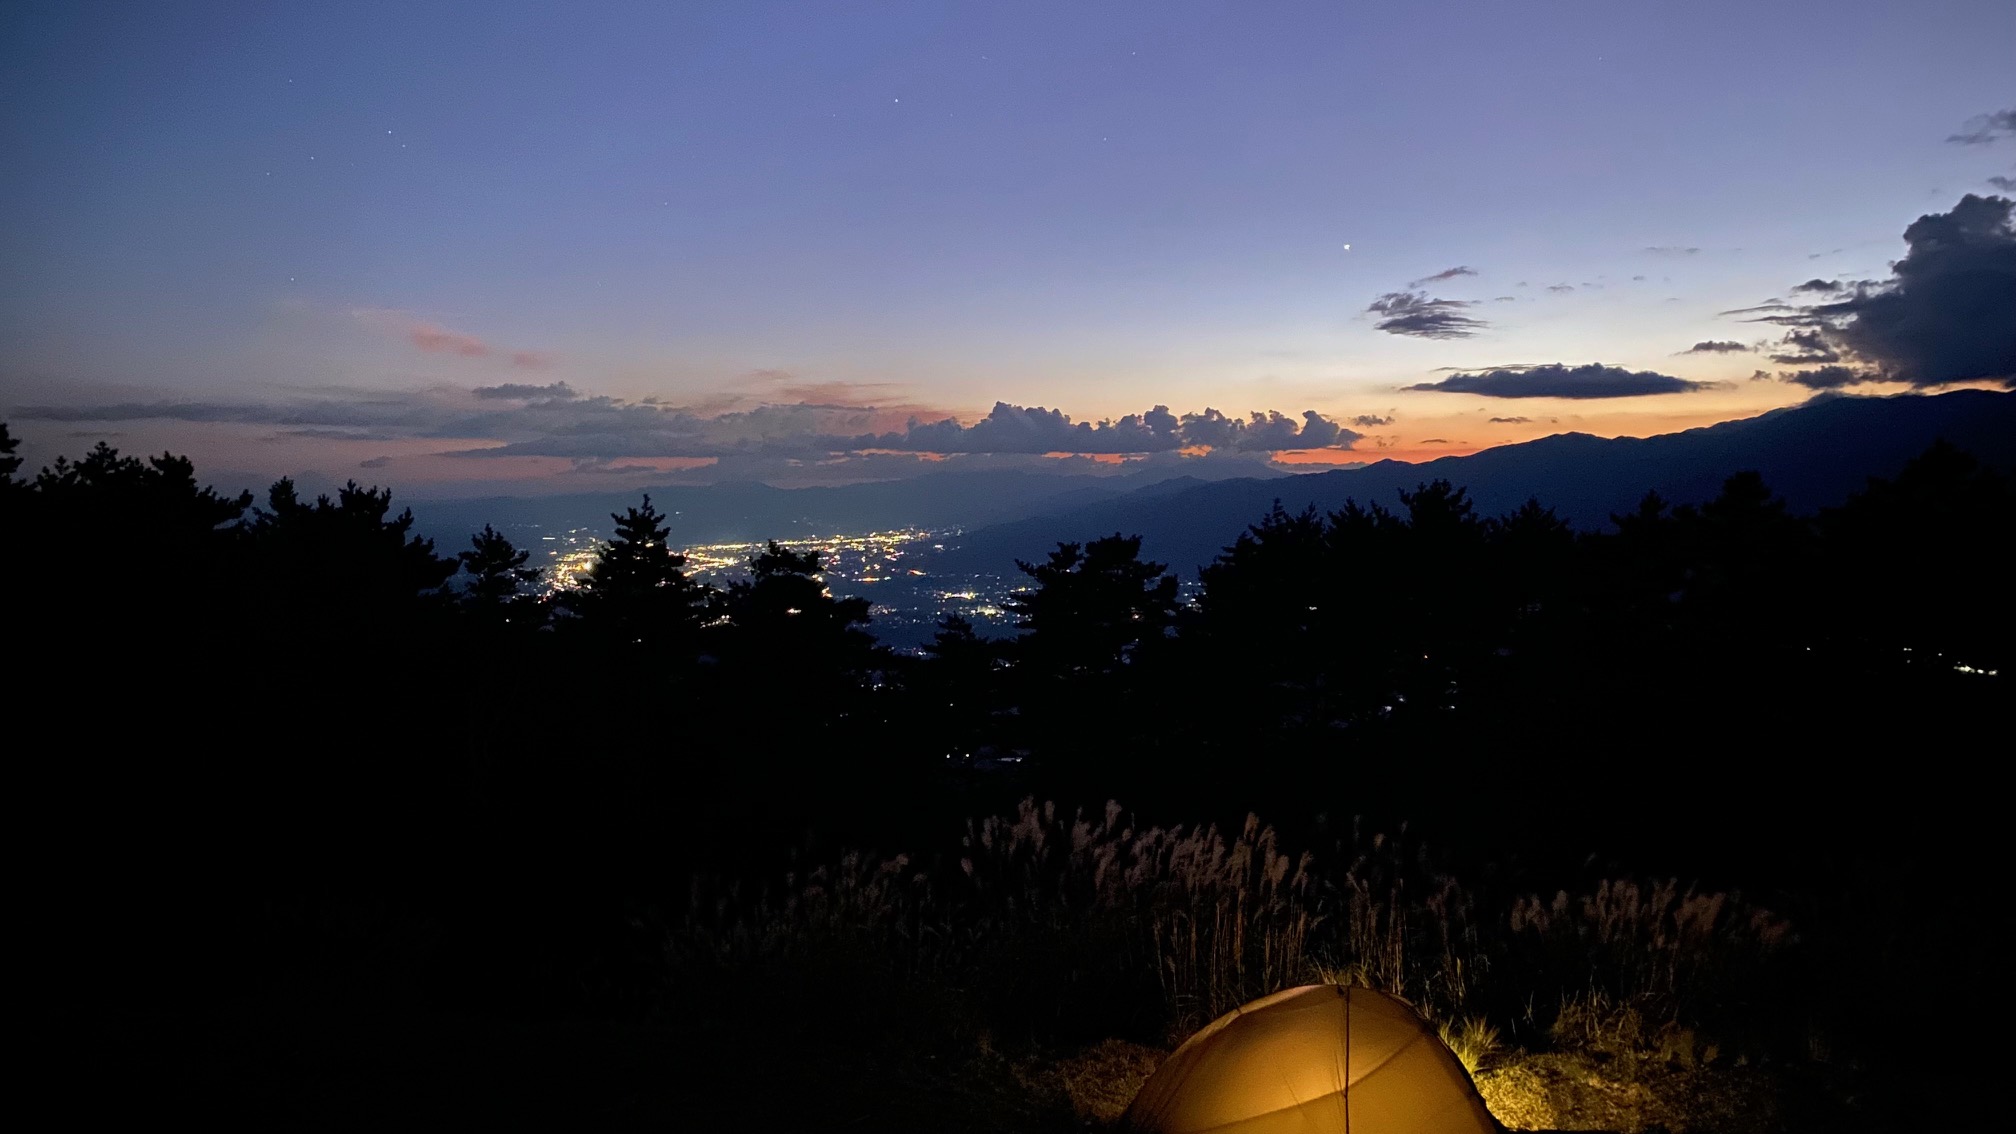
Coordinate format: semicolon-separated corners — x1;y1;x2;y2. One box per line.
1123;984;1499;1134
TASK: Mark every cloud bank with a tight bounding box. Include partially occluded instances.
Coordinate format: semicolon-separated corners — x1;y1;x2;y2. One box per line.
12;389;1368;466
1405;363;1722;399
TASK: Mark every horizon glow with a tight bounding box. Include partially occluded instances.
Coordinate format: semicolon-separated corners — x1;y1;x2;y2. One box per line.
2;1;2012;497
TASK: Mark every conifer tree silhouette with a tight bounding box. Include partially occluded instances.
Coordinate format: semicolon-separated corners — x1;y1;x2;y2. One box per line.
246;478;456;611
0;422;21;487
723;540;872;647
1008;533;1179;679
459;524;547;629
569;494;710;649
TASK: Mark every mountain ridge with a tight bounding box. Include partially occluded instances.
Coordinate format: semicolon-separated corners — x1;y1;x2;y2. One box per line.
940;390;2016;576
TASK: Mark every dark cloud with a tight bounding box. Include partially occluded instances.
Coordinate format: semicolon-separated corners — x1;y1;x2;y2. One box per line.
1349;414;1395;427
1546;284;1575;294
1492;295;1517;302
1407;266;1478;287
1991;176;2016;192
1420;438;1449;444
1429;361;1537;372
1948;109;2016;146
1790;278;1844;294
472;382;578;401
1768;329;1843;365
358;456;392;469
1718;301;1796;317
1768;194;2016;387
1642;246;1701;256
1488;416;1532;424
1779;366;1866;390
1681;340;1750;354
1405;362;1722;399
1366;291;1486;339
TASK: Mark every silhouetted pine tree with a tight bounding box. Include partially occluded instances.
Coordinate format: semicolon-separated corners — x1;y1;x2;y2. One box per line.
1007;533;1178;680
0;422;21;487
721;540;872;652
459;524;547;631
1003;534;1180;784
19;441;253;650
244;477;456;619
1821;440;2015;667
567;494;710;651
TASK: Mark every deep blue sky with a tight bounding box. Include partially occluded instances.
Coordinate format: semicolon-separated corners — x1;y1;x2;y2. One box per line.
2;1;2011;494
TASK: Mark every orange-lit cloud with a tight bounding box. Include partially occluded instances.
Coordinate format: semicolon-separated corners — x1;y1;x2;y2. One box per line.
410;324;490;357
354;308;552;368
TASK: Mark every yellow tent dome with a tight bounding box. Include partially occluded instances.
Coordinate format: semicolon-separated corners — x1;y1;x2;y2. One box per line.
1123;984;1499;1134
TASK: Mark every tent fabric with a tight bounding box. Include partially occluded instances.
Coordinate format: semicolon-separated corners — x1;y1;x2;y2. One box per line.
1123;984;1500;1134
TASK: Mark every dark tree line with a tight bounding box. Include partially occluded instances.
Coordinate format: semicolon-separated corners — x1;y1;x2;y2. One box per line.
3;420;2009;1019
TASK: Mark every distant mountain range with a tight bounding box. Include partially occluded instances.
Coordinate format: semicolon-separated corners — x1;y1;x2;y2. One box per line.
408;458;1286;548
939;390;2016;577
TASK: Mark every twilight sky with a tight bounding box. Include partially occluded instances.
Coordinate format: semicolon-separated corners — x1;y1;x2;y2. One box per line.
3;1;2012;496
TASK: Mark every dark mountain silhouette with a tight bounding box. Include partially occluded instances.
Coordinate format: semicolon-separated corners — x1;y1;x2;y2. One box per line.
408;460;1285;548
942;390;2016;576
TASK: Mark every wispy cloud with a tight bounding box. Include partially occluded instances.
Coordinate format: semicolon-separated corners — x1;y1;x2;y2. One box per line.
1680;340;1750;354
1366;291;1485;339
409;324;489;357
1768;329;1841;365
1407;265;1478;287
353;308;552;369
1948;108;2016;146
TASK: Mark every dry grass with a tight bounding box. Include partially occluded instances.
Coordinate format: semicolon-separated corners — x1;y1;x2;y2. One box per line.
1437;1015;1504;1074
667;798;1798;1064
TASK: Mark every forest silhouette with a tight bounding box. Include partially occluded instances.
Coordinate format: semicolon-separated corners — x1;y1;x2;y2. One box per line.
6;419;2009;1128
